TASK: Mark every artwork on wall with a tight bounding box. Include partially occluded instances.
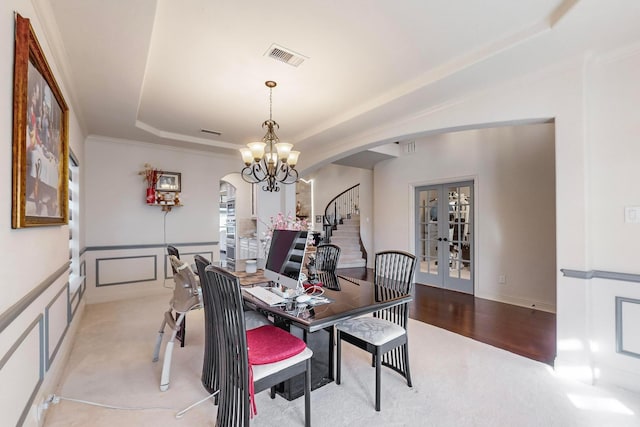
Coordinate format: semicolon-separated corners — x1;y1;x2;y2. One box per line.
155;171;181;192
12;14;69;228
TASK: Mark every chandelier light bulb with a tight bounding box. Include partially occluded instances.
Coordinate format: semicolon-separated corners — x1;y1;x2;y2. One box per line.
239;147;253;166
275;142;293;162
287;151;300;167
247;142;266;161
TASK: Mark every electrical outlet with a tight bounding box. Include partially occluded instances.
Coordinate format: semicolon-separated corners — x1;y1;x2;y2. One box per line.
625;206;640;224
498;274;506;284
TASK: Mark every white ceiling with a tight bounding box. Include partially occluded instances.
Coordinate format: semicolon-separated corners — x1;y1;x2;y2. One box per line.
44;0;640;169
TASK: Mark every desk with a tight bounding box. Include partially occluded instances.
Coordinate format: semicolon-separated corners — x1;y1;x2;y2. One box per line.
240;272;413;400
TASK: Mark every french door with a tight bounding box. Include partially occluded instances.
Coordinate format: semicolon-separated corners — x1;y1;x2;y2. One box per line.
415;181;474;294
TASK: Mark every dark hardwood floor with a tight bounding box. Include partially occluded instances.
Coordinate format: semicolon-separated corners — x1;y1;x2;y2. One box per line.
337;267;557;365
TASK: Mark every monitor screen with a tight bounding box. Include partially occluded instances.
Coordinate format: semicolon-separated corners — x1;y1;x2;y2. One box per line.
264;229;308;290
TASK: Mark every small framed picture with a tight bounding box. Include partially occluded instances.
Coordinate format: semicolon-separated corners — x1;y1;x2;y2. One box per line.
315;215;322;224
155;171;181;192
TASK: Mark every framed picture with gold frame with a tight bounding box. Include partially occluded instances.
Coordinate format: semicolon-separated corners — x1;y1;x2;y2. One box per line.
12;14;69;228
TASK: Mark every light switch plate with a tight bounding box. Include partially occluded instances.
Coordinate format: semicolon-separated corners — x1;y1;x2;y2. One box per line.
625;206;640;224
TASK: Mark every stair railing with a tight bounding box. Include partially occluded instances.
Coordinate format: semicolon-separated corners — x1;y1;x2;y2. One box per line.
323;184;360;243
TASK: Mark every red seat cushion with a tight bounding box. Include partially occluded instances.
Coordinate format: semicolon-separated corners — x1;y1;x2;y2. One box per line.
303;282;323;289
246;325;307;417
246;325;306;365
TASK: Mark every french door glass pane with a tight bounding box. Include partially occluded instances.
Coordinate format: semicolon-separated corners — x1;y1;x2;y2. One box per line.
418;189;439;275
447;185;471;280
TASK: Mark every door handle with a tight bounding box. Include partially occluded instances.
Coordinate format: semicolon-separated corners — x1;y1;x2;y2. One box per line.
442;237;448;242
437;237;449;242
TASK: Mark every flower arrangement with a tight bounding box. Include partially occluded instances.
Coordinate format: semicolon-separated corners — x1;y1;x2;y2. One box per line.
139;163;160;189
263;212;308;238
261;212;312;258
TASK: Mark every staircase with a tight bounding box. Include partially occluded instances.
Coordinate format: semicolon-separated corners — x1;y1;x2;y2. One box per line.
330;214;366;268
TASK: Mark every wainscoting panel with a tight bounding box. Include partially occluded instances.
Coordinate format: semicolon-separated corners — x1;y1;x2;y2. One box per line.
617;297;640;358
0;315;43;427
84;243;217;304
0;260;78;427
96;255;157;286
70;278;85;320
46;284;71;370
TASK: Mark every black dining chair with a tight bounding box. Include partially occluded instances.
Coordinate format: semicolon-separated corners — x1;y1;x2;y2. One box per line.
202;264;312;426
335;250;416;411
314;243;341;290
194;254;272;400
315;243;341;271
152;255;202;391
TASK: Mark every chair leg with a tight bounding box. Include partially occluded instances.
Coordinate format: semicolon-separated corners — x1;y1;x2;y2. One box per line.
152;317;167;362
336;331;342;385
178;315;186;347
403;343;412;387
160;312;186;392
375;347;382;412
305;358;311;427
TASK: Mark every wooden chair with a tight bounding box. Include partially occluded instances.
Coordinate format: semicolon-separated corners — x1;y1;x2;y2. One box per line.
335;250;416;411
152;255;202;391
203;264;312;426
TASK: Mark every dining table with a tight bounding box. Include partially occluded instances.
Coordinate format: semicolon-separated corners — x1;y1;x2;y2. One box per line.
233;268;414;400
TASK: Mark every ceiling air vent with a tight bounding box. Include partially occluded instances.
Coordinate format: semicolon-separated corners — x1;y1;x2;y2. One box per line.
265;44;307;67
403;141;416;154
201;128;222;136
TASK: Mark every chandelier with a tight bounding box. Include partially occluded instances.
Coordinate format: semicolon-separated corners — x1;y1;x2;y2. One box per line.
239;81;300;192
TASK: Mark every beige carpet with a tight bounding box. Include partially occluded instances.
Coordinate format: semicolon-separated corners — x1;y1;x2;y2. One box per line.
44;293;640;427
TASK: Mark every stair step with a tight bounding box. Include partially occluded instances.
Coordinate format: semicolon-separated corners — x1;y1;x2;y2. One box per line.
332;233;360;239
331;243;361;251
335;230;359;235
338;259;366;268
327;214;365;268
340;255;363;263
339;248;362;256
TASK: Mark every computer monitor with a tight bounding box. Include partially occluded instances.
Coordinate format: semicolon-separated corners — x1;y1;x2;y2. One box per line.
264;229;308;290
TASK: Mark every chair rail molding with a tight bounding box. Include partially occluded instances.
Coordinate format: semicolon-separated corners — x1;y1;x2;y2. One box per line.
560;268;640;284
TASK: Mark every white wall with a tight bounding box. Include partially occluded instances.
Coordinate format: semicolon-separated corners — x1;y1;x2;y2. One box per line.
1;1;87;426
0;3;85;313
298;53;592;379
82;137;300;303
256;184;296;242
82;136;237;303
584;47;640;391
301;46;640;391
374;123;556;310
85;136;230;245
